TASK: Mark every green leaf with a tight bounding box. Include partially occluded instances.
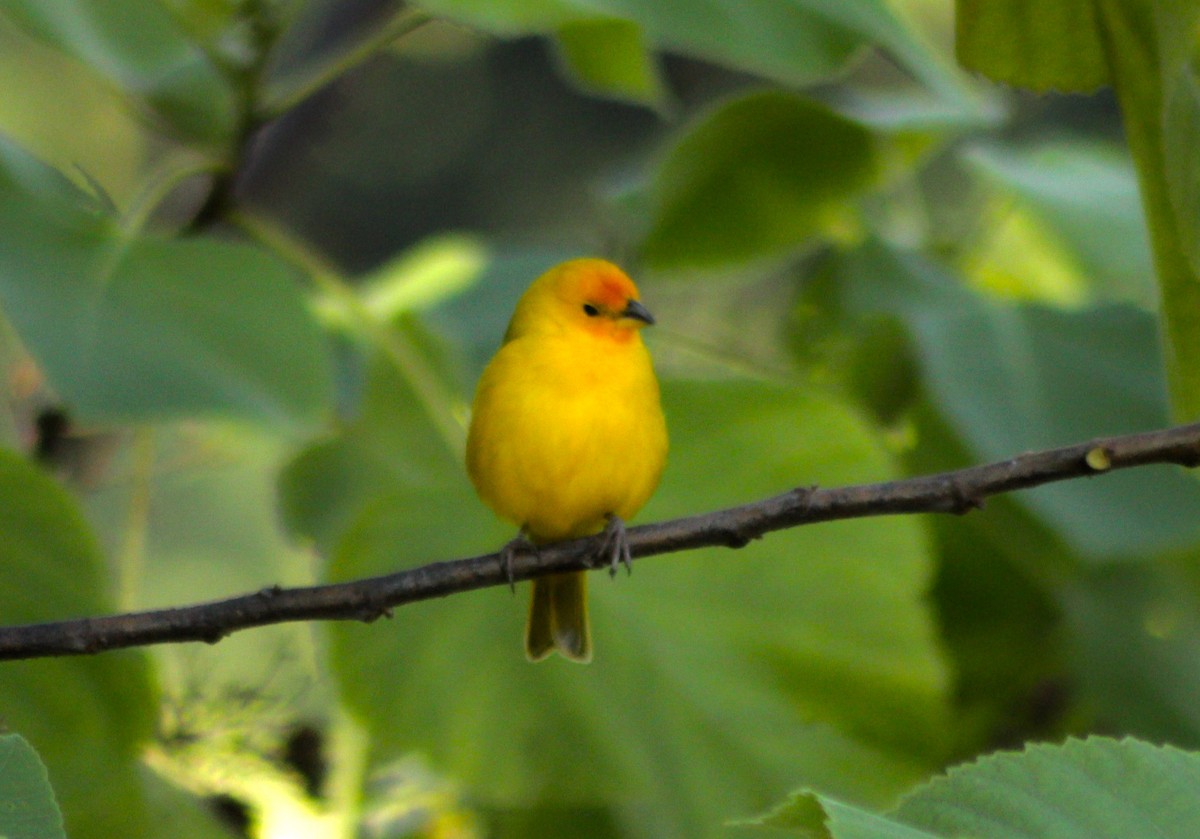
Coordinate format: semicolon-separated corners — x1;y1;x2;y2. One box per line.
294;363;949;836
0;734;66;839
141;766;243;839
1063;562;1200;746
822;797;938;839
962;141;1155;303
484;805;622;838
830;241;1200;558
955;0;1108;92
0;0;237;143
0;135;99;212
0;144;332;430
908;409;1070;751
747;790;938;838
414;0;584;31
749;738;1200;838
155;0;245;46
746;789;832;835
585;0;861;87
354;235;489;323
0;29;149;210
896;737;1200;838
0;449;157;838
554;18;666;107
641;92;876;269
419;0;975;105
279;340;465;556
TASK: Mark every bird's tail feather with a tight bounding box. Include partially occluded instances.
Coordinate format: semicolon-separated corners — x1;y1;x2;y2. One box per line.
526;571;591;663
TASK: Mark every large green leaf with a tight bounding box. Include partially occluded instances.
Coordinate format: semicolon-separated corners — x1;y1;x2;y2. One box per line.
553;18;666;107
890;405;1072;755
417;0;973;105
895;737;1200;838
746;789;934;838
280;345;464;557
0;134;103;212
955;0;1107;92
290;356;949;836
0;141;332;430
0;0;237;143
830;241;1200;559
1063;561;1200;747
640;92;876;269
586;0;877;90
0;734;66;839
416;0;854;82
141;769;241;839
0;449;157;838
962;142;1155;303
748;738;1200;838
155;0;246;46
0;28;147;205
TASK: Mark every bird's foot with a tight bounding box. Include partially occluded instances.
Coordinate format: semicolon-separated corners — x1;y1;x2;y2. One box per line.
500;530;538;593
599;514;633;578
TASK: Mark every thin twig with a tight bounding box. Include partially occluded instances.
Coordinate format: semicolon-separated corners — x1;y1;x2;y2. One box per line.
258;9;432;122
1;422;1198;661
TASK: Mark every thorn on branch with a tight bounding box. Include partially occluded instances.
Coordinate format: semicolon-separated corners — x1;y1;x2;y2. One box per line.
949;479;986;515
1174;446;1200;469
791;485;818;514
720;523;764;549
724;531;751;549
357;605;392;623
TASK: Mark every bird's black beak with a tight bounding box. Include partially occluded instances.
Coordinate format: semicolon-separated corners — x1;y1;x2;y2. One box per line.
620;299;656;326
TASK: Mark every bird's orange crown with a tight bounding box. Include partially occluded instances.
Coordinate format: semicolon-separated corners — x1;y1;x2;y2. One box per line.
505;259;654;344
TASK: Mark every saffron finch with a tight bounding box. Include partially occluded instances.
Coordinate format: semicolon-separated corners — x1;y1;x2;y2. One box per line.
466;258;668;662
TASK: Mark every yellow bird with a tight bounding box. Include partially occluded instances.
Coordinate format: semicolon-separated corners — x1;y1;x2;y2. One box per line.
466;258;668;662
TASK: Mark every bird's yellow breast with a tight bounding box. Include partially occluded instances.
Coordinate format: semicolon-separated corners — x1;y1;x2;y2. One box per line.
466;329;667;543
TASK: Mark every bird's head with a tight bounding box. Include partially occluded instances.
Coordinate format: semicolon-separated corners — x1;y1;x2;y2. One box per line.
507;258;655;344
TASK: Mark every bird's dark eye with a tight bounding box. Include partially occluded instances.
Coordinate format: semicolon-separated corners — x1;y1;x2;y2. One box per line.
582;303;600;317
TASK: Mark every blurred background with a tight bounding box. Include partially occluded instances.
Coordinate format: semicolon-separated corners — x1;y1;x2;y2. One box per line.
0;0;1197;837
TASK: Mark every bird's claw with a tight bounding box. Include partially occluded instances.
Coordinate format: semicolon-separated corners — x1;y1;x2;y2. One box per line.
500;531;538;593
600;515;633;578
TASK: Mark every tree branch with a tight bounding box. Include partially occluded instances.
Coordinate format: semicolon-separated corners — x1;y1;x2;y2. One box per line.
3;422;1199;661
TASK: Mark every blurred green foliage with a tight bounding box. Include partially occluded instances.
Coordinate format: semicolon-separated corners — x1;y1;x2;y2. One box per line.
0;0;1199;837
